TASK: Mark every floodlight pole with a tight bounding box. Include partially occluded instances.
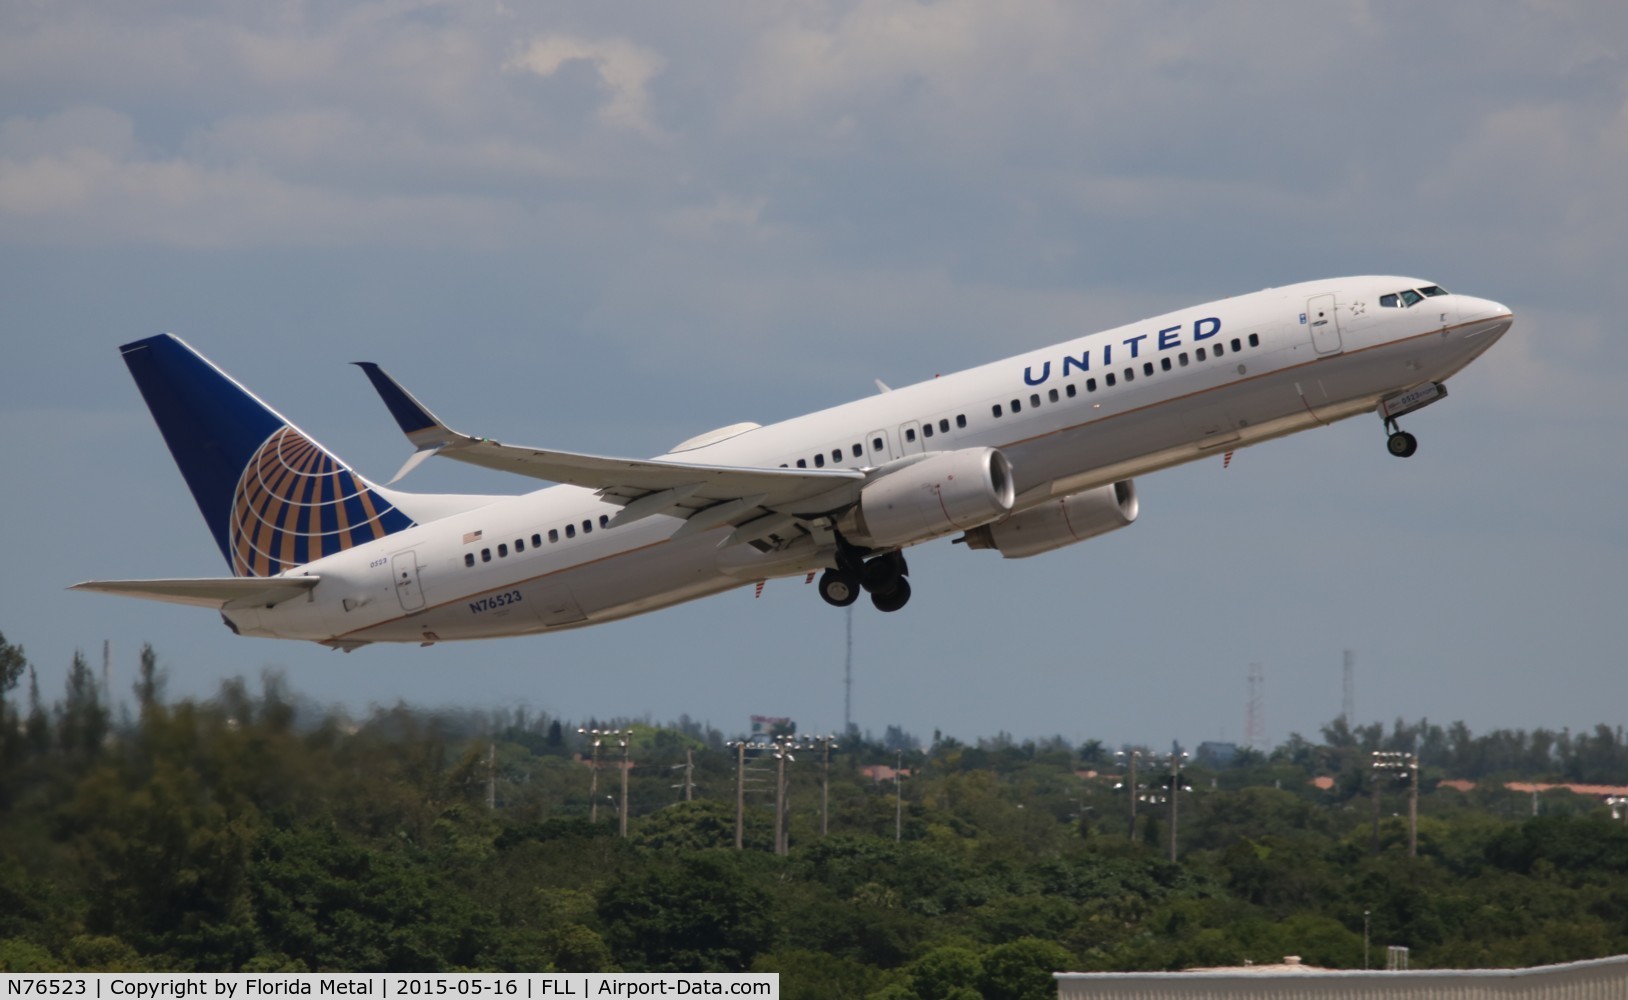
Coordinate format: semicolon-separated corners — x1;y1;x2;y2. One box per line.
1167;750;1188;863
1371;750;1419;857
619;734;630;839
727;740;750;850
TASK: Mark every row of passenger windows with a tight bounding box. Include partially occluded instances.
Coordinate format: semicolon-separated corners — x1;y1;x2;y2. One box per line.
777;412;973;469
991;333;1261;418
1380;285;1448;308
463;514;612;568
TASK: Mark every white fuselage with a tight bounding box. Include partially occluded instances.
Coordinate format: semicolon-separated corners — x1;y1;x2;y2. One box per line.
225;276;1512;647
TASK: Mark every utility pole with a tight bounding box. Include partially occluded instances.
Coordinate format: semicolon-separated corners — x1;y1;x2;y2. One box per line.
670;748;695;802
727;740;751;850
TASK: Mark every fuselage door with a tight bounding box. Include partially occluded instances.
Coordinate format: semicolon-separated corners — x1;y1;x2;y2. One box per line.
391;551;425;612
898;420;925;456
1306;294;1343;355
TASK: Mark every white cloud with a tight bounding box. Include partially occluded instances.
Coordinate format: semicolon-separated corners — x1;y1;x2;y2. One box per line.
505;34;667;134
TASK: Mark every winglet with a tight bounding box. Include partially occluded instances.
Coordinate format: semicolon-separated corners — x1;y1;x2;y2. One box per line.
353;362;465;482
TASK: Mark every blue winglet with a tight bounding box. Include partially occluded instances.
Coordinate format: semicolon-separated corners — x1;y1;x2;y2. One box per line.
352;362;442;436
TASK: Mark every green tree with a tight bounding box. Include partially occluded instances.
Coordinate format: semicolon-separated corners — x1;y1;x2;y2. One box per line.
598;852;775;972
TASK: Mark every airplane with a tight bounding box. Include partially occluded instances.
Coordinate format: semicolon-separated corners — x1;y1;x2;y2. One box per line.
73;276;1512;650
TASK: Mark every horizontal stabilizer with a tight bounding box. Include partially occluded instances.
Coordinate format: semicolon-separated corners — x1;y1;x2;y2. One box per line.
71;576;319;609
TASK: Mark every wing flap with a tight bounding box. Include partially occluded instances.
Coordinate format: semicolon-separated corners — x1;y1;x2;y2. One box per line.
71;576;320;609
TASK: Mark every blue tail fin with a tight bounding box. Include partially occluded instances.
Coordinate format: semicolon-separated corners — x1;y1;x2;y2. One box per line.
120;334;415;577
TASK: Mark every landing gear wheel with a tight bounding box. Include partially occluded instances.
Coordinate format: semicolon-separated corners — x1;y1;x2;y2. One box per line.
818;569;861;607
1387;431;1418;458
861;552;906;593
870;577;912;613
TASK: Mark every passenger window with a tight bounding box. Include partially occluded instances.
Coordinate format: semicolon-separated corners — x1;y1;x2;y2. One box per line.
498;543;508;557
548;529;559;543
1105;373;1116;387
796;459;807;468
1248;333;1260;347
1011;399;1022;412
873;436;885;449
1179;353;1190;367
1214;343;1225;357
905;427;917;441
1230;338;1242;352
1086;378;1097;392
565;524;575;539
481;548;492;562
464;553;475;568
922;424;934;439
1161;357;1172;372
1380;293;1399;308
532;533;542;547
831;449;841;463
992;404;1003;417
514;539;524;553
815;453;826;467
1143;362;1154;377
599;515;609;528
1123;368;1134;382
852;444;863;458
939;418;950;433
581;520;591;534
1048;389;1059;403
1065;384;1077;398
956;415;967;428
1030;393;1041;408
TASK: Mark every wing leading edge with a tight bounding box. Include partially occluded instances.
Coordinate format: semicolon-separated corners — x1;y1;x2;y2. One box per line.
352;362;866;536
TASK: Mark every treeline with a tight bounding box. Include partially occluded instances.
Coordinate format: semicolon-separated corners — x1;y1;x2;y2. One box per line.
2;633;1627;994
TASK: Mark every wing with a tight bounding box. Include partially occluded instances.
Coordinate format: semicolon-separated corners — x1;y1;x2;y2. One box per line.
354;363;866;540
71;576;320;609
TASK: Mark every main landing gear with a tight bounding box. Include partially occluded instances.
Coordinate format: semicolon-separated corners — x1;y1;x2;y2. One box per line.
1383;415;1419;458
817;534;912;613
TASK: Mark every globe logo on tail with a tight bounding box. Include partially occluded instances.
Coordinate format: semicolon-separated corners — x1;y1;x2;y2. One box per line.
229;426;413;577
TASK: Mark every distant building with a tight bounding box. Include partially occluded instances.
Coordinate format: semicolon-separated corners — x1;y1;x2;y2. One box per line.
1196;741;1238;768
1056;954;1628;999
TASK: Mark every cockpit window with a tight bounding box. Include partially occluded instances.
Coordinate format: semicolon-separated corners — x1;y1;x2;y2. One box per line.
1399;289;1423;307
1419;285;1448;297
1380;293;1399;308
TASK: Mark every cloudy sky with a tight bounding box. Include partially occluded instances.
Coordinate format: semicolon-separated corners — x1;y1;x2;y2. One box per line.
3;1;1624;751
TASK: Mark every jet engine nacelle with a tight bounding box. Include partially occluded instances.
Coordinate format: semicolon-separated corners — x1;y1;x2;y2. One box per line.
842;448;1016;548
959;480;1139;558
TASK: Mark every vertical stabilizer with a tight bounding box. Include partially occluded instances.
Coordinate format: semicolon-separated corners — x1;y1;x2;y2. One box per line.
120;334;415;577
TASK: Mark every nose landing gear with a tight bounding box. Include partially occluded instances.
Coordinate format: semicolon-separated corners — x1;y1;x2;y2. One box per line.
1383;415;1419;458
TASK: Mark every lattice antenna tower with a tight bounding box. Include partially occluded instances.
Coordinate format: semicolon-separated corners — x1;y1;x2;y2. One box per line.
843;607;854;737
1342;649;1356;723
1245;663;1265;749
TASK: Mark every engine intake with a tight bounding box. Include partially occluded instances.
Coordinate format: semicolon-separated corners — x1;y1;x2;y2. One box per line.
843;448;1015;548
960;480;1138;558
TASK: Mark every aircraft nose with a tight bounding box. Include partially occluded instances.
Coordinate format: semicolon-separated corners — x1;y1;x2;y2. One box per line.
1457;295;1513;324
